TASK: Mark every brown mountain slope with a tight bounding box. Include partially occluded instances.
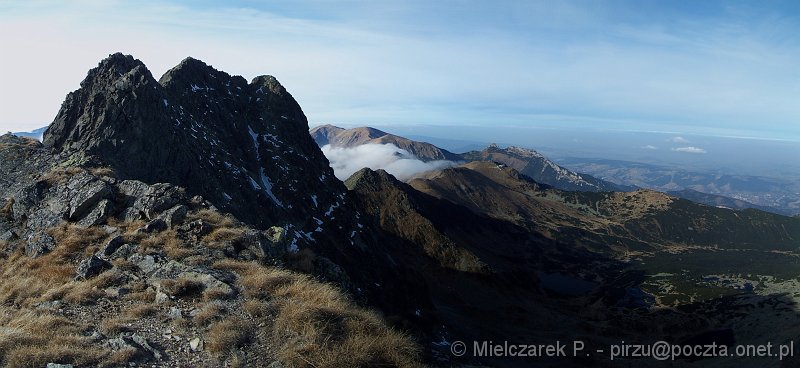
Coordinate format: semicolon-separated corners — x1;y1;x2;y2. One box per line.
310;124;462;161
410;161;800;254
462;145;630;192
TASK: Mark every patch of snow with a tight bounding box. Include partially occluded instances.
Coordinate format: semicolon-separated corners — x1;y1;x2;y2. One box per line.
248;125;283;207
259;169;283;207
310;195;318;207
325;202;340;217
248;177;262;190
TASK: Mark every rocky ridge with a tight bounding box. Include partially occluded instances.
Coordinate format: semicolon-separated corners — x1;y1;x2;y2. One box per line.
462;144;631;192
0;133;422;367
43;53;348;239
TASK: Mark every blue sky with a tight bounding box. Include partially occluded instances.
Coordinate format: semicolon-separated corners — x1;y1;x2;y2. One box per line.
1;0;799;140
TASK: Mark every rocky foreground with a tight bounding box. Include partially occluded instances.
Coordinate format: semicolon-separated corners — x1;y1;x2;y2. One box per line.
0;134;421;367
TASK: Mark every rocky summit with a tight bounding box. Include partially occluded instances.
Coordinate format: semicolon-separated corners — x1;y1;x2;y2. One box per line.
0;54;427;368
43;53;347;236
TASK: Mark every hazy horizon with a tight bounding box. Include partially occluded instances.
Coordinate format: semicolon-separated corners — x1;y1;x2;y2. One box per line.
3;1;800;142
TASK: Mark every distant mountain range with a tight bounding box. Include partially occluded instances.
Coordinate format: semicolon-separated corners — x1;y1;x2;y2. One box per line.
461;144;632;192
312;125;632;192
312;125;790;215
558;157;800;216
10;126;47;140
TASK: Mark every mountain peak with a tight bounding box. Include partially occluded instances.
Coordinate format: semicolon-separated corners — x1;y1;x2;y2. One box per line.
40;53;346;233
94;52;144;76
43;53;160;152
344;167;397;190
158;56;248;91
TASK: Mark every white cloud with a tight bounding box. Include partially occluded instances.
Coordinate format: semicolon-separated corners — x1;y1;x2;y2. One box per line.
667;136;689;143
672;146;707;154
321;143;456;181
641;144;657;150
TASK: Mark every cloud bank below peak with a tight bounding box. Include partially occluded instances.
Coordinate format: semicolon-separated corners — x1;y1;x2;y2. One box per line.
321;143;457;181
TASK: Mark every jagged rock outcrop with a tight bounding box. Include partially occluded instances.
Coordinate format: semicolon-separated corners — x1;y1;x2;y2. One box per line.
43;53;349;240
0;54;431;366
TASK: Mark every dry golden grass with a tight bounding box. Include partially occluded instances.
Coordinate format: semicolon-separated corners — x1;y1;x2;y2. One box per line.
193;302;227;326
89;166;116;178
99;317;134;336
204;227;247;249
139;228;182;254
0;206;422;367
123;289;156;303
103;347;139;367
111;258;138;272
206;317;253;355
62;284;105;305
0;308;108;367
0;248;76;306
160;277;204;299
40;166;84;185
242;300;273;319
88;269;126;289
46;223;109;262
211;258;255;273
0;198;13;221
127;304;159;318
213;260;423;367
189;209;237;228
239;268;297;299
203;287;233;301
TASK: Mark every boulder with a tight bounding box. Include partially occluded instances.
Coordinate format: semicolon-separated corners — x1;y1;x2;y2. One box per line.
25;233;55;258
189;337;203;352
76;198;113;228
76;255;112;279
104;333;163;361
180;219;212;237
0;229;18;242
132;183;185;220
129;253;159;274
109;243;138;259
101;235;125;257
157;204;188;228
137;218;167;233
67;174;112;221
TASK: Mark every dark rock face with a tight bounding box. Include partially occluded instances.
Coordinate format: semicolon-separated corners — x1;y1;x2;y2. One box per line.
76;255;112;279
43;53;347;235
